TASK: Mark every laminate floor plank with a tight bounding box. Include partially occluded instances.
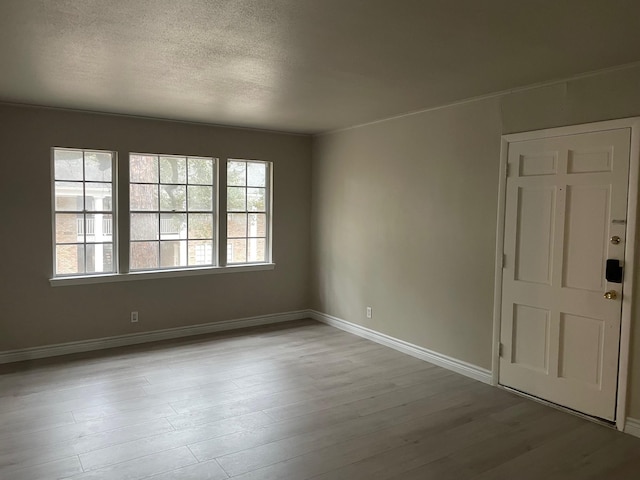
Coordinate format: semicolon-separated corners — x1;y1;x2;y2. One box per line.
72;446;196;479
145;458;229;480
2;456;83;480
0;419;174;476
0;411;76;438
389;456;476;480
0;320;638;480
78;412;271;472
0;404;176;456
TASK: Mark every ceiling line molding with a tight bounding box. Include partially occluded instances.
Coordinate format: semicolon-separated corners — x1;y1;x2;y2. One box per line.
0;100;311;137
317;59;640;137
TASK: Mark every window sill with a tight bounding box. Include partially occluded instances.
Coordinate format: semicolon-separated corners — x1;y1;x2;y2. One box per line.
50;263;276;287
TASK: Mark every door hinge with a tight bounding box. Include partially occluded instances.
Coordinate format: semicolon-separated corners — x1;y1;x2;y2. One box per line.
499;343;504;358
502;254;506;269
505;163;510;178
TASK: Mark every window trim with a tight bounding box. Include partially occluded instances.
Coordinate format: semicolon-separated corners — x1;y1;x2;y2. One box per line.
51;147;118;278
50;149;275;284
49;263;275;286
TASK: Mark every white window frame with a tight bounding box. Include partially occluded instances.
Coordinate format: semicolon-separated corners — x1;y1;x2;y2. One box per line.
129;153;218;272
51;147;117;278
226;159;272;265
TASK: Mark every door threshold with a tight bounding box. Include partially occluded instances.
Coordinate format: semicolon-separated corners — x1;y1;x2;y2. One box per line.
498;384;617;430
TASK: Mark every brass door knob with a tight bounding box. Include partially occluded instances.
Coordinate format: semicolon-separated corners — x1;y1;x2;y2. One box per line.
604;291;618;300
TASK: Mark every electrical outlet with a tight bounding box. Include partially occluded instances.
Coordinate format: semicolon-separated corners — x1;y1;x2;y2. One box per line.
131;311;139;323
366;306;372;319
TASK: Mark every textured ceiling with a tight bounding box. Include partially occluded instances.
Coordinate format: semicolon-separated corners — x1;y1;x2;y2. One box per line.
1;0;639;134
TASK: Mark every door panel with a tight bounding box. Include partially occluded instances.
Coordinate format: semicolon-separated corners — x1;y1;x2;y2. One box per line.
558;313;603;386
515;187;556;284
567;148;612;174
563;185;609;291
512;304;550;373
520;152;558;176
500;128;631;421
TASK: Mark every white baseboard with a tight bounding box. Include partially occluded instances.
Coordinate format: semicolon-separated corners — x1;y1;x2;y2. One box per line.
0;310;310;364
626;417;640;438
309;310;492;385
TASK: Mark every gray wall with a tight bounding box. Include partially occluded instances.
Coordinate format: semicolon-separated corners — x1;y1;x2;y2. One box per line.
0;105;312;351
311;64;640;418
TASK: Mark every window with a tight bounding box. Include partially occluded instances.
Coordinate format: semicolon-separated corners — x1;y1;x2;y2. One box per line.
52;148;115;276
51;148;273;282
129;154;216;271
227;159;271;264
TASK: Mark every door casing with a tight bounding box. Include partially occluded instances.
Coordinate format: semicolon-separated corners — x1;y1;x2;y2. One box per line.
492;117;640;432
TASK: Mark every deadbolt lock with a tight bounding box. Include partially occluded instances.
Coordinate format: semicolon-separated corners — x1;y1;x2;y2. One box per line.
604;291;618;300
611;236;621;245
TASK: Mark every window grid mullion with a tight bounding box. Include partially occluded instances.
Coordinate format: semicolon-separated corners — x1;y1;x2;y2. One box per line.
212;162;217;267
244;177;248;261
156;156;161;268
82;150;87;273
186;158;190;266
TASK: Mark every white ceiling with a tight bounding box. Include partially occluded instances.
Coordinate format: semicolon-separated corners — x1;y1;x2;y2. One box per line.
1;0;639;134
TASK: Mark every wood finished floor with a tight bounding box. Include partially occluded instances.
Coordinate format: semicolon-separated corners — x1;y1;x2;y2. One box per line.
1;320;639;480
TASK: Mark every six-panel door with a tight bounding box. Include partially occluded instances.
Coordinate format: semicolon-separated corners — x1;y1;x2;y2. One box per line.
500;128;631;421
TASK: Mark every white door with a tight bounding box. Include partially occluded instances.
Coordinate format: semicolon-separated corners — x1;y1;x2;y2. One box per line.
500;128;631;421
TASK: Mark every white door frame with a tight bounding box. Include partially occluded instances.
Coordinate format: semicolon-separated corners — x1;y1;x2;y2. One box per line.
492;117;640;432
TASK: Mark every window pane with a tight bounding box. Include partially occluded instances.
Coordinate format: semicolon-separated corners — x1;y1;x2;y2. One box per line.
248;213;266;237
160;156;186;184
160;241;187;268
160;213;187;239
55;182;84;211
227;161;246;186
130;184;158;211
84;152;112;182
130;213;158;240
188;214;213;239
227;213;247;238
188;240;213;266
85;183;112;211
56;214;83;243
85;214;113;242
160;185;186;211
188;186;212;211
54;150;83;181
130;242;158;270
227;239;246;263
247;163;266;187
56;244;85;275
188;157;213;185
247;238;266;263
86;243;114;273
247;188;265;212
102;214;114;237
227;187;246;211
130;155;158;183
